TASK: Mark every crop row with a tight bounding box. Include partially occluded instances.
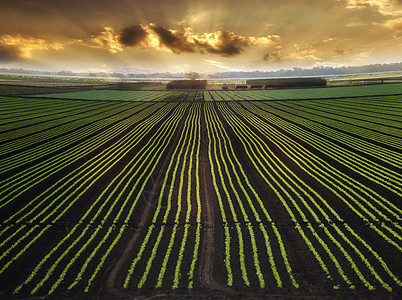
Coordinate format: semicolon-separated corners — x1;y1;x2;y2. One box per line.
34;90;172;102
205;102;298;288
20;84;402;103
2;102;188;295
124;102;202;290
0;94;401;296
216;100;401;290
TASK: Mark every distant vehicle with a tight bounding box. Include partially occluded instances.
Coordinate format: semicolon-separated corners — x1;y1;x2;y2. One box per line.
235;85;248;90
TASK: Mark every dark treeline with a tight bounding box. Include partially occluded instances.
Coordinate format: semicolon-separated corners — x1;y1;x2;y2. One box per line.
0;62;401;79
208;62;402;78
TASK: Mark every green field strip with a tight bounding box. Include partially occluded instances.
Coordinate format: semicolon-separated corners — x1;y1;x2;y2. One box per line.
209;91;224;101
0;96;91;113
256;101;402;167
207;103;299;288
314;95;402;108
78;104;187;293
293;98;402;124
0;103;160;209
0;99;98;124
253;102;402;189
252;102;402;196
13;104;187;295
234;84;402;100
125;103;193;289
0;96;107;121
0;104;169;227
239;101;402;223
1;103;174;225
155;105;199;288
207;103;257;287
217;102;342;287
204;91;214;101
235;102;402;254
0;102;118;145
0;99;93;119
0;102;131;155
1;103;181;288
276;101;402;141
218;102;398;289
0;100;109;134
204;103;233;286
0;101;140;161
33;90;172;102
0;102;131;157
270;101;402;150
220;91;243;101
139;103;198;289
289;100;402;130
173;103;202;289
230;101;402;289
227;103;401;290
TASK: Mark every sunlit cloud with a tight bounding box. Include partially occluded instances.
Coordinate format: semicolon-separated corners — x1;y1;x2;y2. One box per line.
90;27;123;54
345;0;402;16
384;17;402;36
90;24;281;57
0;34;67;59
289;44;321;61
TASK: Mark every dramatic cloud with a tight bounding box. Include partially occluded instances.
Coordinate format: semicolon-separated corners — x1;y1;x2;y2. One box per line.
0;44;21;62
0;34;66;59
150;25;196;53
90;27;123;53
119;25;149;47
88;24;280;57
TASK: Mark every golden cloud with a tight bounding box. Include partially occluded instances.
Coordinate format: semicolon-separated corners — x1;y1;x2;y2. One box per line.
345;0;402;16
0;34;65;59
90;27;123;54
289;44;321;61
0;34;82;62
385;17;402;35
91;24;281;57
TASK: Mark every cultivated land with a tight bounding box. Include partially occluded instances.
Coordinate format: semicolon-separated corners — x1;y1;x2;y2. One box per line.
0;83;401;299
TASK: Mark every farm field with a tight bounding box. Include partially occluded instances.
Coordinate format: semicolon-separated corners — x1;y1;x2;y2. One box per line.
33;82;402;101
0;89;401;299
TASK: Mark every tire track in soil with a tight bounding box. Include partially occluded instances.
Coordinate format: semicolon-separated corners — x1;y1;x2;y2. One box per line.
105;102;185;298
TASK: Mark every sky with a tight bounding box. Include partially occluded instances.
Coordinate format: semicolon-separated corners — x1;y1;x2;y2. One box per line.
0;0;402;73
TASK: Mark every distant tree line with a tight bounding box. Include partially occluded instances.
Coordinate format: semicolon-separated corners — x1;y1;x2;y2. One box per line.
0;62;401;79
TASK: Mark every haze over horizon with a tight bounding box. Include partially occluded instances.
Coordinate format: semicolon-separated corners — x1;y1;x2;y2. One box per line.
1;0;402;73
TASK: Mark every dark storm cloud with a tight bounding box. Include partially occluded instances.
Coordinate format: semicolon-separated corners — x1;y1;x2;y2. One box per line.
149;25;195;53
0;45;22;62
119;25;149;46
211;31;249;56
